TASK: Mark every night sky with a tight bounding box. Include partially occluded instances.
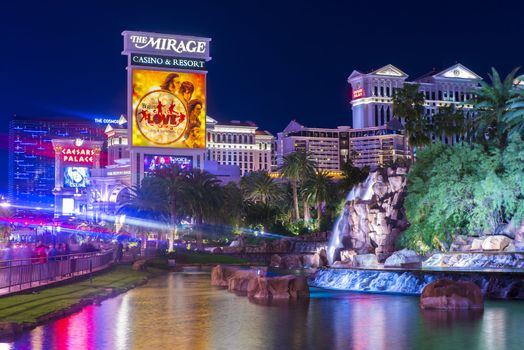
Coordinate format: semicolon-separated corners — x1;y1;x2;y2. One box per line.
1;0;523;190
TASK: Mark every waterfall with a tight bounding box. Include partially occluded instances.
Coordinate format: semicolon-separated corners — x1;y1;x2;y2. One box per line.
311;268;436;294
423;252;524;269
310;267;524;298
327;173;377;264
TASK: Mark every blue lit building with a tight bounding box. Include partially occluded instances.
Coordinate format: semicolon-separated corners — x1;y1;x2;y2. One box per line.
8;116;107;216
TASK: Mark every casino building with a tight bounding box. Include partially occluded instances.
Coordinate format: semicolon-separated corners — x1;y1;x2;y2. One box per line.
8;116;108;215
277;120;351;171
348;63;481;145
205;117;275;175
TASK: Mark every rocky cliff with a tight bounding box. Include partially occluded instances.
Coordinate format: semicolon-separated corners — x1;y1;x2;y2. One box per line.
330;167;409;262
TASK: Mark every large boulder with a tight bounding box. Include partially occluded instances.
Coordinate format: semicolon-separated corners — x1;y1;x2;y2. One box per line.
420;279;483;310
470;238;484;251
280;255;303;269
384;249;422;267
340;249;357;265
353;254;379;267
247;275;309;300
482;235;512;251
270;254;282;268
228;270;260;292
211;265;240;286
302;254;318;268
318;249;329;267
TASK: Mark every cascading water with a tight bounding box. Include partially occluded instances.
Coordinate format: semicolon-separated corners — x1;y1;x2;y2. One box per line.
310;267;524;298
311;268;436;294
327;173;376;264
423;252;524;269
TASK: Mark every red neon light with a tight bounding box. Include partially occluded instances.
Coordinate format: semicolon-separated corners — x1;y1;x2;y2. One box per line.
352;88;364;100
62;148;95;163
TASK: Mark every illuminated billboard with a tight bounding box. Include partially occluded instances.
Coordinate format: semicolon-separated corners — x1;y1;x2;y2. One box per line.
131;69;206;149
64;167;90;188
144;155;192;175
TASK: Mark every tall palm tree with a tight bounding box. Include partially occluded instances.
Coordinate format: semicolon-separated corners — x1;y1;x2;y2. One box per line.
117;182;169;249
392;83;430;149
240;170;283;205
471;67;521;148
180;169;224;250
280;151;315;221
338;160;369;196
504;74;524;137
151;166;186;250
301;170;334;222
432;104;470;142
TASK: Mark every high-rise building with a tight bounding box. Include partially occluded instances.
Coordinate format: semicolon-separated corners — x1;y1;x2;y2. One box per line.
277;120;350;171
348;120;410;168
8;116;107;214
206;117;275;175
348;63;481;145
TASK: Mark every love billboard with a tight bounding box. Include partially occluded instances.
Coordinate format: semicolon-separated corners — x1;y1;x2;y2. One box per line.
131;69;206;149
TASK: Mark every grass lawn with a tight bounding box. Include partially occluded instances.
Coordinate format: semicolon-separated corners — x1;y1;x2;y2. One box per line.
0;265;160;324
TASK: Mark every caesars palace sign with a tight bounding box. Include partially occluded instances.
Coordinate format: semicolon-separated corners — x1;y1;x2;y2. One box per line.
122;31;211;60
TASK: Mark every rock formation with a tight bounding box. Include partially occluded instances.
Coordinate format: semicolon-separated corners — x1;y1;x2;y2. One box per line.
211;265;309;300
384;249;422;268
420;279;484;309
211;265;242;286
329;168;409;263
247;275;309;300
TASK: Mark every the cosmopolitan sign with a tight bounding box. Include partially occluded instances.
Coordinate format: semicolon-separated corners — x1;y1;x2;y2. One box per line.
122;31;211;61
62;148;94;163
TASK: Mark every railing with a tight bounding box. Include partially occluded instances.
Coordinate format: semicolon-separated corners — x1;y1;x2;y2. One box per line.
0;249;116;294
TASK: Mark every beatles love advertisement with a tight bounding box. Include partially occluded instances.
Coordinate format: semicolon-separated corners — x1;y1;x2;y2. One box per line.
131;69;206;149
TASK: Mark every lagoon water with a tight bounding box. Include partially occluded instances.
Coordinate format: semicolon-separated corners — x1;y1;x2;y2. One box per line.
3;272;524;350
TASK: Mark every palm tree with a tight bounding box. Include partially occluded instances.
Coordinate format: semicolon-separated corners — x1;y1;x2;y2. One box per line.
151;166;186;251
180;169;224;250
280;151;315;221
471;67;521;148
392;83;430;150
338;160;369;196
432;104;470;142
504;74;524;137
240;170;283;205
301;171;334;222
117;182;169;250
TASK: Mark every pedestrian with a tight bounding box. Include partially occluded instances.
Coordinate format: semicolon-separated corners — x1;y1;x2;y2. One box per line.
116;242;123;262
35;241;48;264
48;244;58;261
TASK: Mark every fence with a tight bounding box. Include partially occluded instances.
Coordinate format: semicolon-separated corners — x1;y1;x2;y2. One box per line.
0;249;116;294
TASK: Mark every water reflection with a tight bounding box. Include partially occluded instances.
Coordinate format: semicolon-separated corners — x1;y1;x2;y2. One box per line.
2;274;524;350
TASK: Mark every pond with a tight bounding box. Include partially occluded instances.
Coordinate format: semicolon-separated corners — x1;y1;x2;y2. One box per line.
2;272;523;350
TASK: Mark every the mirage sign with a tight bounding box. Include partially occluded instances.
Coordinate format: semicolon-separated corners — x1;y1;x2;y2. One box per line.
122;31;211;60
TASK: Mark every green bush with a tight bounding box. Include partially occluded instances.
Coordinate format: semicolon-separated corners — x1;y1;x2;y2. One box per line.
399;135;524;253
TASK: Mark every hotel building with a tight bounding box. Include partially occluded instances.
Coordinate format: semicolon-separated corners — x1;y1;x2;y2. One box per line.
277;120;351;171
348;63;482;145
8;116;109;215
205;117;275;176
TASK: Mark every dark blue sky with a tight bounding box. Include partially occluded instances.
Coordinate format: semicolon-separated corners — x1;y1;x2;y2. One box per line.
1;0;523;189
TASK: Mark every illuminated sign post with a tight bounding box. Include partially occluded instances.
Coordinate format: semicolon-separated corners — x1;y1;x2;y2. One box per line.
122;31;211;150
123;31;212;185
61;148;95;163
